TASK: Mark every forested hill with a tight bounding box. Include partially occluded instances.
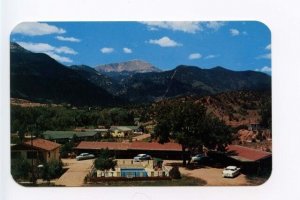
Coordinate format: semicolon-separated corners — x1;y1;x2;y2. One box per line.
10;42;123;106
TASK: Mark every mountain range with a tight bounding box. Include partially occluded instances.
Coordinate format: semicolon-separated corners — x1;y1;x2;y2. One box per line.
10;43;123;106
10;42;271;106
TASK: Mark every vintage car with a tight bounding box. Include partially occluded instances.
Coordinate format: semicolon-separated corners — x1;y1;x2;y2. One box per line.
76;153;95;161
222;166;241;178
133;154;152;162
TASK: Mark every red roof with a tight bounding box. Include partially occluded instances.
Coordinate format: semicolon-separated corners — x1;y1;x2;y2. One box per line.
75;141;131;150
24;138;60;151
226;145;271;162
74;141;182;151
130;142;181;151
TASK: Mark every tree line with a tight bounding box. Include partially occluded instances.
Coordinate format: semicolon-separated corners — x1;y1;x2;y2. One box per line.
11;105;135;138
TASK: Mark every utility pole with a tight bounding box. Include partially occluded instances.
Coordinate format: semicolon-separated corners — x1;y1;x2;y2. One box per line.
30;131;36;184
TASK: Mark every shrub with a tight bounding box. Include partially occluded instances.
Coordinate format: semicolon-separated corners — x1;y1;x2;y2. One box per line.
41;159;63;182
169;166;181;179
11;156;31;180
94;157;117;171
94;148;117;171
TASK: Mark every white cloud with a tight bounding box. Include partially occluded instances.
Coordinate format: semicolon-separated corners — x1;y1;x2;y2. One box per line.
56;36;80;42
54;46;77;55
205;22;225;31
17;42;76;63
46;52;73;63
257;53;271;59
148;36;181;47
230;29;240;36
188;53;202;60
265;44;271;50
141;22;201;33
17;42;54;52
204;54;218;59
123;47;132;54
12;22;66;36
141;21;226;33
255;66;271;73
100;47;114;54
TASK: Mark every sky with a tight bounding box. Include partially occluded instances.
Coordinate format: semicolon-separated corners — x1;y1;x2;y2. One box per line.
10;21;271;74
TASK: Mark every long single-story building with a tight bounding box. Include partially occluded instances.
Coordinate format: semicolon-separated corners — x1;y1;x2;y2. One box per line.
209;144;272;175
42;130;100;143
73;141;185;160
11;138;61;165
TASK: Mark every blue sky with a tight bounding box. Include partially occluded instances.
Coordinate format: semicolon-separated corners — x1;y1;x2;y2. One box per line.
11;21;271;74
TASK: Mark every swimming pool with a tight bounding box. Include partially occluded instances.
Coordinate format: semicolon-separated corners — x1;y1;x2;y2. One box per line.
121;168;148;178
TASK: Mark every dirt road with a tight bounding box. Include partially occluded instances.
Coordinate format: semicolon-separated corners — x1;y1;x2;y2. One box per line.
55;158;94;186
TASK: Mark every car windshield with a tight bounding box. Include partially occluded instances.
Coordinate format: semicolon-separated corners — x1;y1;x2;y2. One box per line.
137;154;145;157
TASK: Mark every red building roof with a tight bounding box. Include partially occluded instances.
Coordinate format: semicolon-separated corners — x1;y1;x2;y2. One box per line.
226;145;271;162
130;142;182;151
74;141;182;152
24;138;61;151
75;141;131;150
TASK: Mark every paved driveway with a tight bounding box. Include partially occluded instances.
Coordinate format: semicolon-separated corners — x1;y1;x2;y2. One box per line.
55;158;94;186
164;161;249;186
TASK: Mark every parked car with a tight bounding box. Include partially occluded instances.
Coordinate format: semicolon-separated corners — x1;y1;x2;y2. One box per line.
76;153;95;161
222;166;241;178
191;154;207;162
133;154;152;162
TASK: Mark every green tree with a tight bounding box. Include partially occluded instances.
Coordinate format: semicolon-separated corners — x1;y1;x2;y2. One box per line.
153;101;232;165
94;148;117;171
260;99;271;129
41;159;63;183
11;156;31;180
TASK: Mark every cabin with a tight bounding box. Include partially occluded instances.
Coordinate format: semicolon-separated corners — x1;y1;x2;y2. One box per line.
11;138;61;165
109;126;139;137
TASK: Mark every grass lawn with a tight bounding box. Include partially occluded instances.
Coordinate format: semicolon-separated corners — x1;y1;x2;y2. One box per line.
85;176;207;186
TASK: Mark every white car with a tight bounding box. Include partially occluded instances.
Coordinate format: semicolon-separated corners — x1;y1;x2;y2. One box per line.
76;153;95;161
191;154;206;162
222;166;241;178
133;154;151;162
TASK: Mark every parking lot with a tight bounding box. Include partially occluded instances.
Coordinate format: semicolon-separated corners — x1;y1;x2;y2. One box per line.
164;160;249;186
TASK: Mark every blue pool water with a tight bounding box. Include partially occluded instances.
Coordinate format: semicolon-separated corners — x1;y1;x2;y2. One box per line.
121;168;148;177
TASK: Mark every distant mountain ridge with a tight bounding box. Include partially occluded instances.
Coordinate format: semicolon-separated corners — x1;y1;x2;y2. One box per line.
10;42;123;106
70;64;123;95
95;60;161;79
118;65;271;102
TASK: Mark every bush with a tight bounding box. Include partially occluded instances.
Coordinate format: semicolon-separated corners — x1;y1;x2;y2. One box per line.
11;156;31;180
94;157;117;171
169;166;181;179
41;159;63;182
94;148;117;171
